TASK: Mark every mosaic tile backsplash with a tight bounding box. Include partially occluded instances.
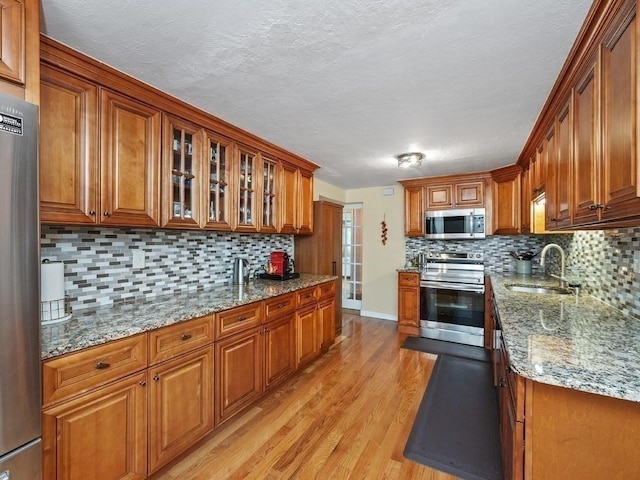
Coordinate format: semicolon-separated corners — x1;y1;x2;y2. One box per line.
41;226;293;311
406;228;640;320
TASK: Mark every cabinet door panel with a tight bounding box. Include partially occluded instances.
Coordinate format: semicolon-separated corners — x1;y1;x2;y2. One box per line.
455;181;484;207
264;314;295;390
602;4;640;219
556;101;572;227
203;131;233;230
280;163;298;234
573;59;601;225
398;285;419;328
215;328;263;425
259;155;279;233
404;186;425;236
426;184;453;209
42;372;147;480
296;306;320;367
0;0;24;85
297;170;314;234
40;65;98;224
319;298;336;351
148;347;213;473
100;89;161;226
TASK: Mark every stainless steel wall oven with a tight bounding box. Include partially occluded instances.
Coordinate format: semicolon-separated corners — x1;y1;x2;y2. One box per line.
419;251;485;347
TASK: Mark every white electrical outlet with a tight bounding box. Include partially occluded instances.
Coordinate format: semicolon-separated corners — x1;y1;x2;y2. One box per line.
634;251;640;273
132;250;145;269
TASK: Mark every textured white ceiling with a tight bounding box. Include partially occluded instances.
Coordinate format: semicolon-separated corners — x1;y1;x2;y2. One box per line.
41;0;593;189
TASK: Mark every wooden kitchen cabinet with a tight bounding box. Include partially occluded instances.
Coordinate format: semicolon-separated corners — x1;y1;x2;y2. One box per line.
42;371;148;480
148;346;214;474
520;161;532;233
39;65;99;225
294;201;343;334
297;170;314;234
215;326;264;425
427;179;485;209
280;162;299;234
0;0;39;102
555;100;573;228
161;114;203;228
100;88;161;226
403;185;425;236
600;0;640;223
490;165;521;235
258;154;279;233
397;272;420;336
319;297;336;351
202;130;234;230
233;144;259;232
295;304;322;368
264;313;296;390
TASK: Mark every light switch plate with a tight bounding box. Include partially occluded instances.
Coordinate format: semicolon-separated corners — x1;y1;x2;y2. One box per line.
132;250;145;269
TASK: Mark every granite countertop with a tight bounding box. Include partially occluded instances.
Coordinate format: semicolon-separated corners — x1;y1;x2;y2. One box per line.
41;274;337;360
491;273;640;402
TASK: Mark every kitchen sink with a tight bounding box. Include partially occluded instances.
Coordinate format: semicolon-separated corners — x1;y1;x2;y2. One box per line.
505;284;572;295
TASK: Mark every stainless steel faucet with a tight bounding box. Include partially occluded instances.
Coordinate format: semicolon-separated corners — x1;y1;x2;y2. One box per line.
540;243;566;288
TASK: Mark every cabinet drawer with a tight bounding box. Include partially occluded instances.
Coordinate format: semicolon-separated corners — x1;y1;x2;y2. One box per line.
264;293;296;321
500;340;525;422
317;281;336;300
42;334;147;407
296;286;317;308
398;272;420;287
215;302;263;339
148;315;214;365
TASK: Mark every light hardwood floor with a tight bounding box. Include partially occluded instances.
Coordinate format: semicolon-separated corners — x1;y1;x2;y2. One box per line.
150;312;458;480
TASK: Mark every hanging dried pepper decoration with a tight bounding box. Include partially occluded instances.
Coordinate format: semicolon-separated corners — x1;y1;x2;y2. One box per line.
381;215;388;245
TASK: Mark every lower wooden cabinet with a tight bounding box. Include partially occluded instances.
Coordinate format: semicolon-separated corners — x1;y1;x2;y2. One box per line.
215;327;264;425
148;346;214;474
42;372;148;480
319;297;336;351
397;272;420;336
296;305;322;367
264;313;296;390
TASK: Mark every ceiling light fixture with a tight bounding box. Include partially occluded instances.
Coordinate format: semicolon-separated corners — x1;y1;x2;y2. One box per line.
396;152;424;168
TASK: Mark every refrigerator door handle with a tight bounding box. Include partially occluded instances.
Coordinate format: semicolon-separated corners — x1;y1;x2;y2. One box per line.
332;261;336;275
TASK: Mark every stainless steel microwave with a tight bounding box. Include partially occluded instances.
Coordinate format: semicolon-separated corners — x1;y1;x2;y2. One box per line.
424;208;486;239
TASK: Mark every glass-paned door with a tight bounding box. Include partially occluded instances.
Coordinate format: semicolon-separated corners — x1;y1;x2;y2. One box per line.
342;203;363;310
163;116;200;228
204;131;232;230
260;157;278;232
236;147;257;231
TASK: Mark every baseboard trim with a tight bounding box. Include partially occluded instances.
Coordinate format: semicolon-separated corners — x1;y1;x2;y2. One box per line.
359;310;398;322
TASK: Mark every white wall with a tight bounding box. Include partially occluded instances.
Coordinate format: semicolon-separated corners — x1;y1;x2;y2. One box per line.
314;178;346;203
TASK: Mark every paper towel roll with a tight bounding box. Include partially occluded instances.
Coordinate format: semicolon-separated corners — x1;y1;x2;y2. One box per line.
41;261;65;302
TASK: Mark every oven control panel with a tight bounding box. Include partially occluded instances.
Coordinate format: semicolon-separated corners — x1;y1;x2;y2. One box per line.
425;251;484;262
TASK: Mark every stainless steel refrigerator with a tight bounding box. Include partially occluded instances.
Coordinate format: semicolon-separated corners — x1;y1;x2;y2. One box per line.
0;93;41;479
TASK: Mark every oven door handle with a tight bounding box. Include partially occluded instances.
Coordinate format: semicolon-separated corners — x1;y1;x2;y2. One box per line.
420;280;485;293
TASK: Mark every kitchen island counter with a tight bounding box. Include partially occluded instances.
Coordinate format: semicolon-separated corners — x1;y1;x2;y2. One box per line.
41;274;337;359
491;273;640;403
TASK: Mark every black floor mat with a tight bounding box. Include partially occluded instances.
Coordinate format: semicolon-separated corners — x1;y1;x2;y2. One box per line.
404;355;502;480
401;336;490;363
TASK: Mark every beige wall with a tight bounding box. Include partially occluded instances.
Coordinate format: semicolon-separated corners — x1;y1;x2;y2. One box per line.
310;178;405;320
345;185;405;320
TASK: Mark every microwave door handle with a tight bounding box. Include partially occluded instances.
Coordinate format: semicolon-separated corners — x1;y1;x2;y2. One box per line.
469;213;474;237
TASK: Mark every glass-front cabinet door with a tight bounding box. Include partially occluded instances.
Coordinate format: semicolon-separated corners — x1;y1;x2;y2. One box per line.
259;156;278;233
202;131;232;230
162;115;201;228
233;145;258;231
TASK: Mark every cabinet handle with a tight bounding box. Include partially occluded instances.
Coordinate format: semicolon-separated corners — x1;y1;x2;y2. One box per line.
88;210;96;216
139;381;146;387
589;204;605;211
499;378;507;388
103;211;110;217
238;316;247;321
153;375;160;381
95;361;111;370
181;333;192;341
332;261;337;276
277;302;285;309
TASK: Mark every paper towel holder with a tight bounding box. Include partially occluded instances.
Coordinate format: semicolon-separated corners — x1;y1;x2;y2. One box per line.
41;259;72;325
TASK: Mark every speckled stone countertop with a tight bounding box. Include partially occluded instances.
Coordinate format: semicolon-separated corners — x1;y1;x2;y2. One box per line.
491;273;640;402
41;274;337;360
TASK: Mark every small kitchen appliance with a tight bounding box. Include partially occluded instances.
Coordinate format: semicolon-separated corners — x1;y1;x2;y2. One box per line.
232;258;250;285
269;251;290;275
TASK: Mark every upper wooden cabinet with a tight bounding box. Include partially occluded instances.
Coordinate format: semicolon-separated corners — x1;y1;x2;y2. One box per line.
518;0;640;229
491;165;521;235
400;173;490;236
39;36;318;233
40;65;99;224
162;114;203;229
0;0;39;102
520;162;532;233
100;88;162;226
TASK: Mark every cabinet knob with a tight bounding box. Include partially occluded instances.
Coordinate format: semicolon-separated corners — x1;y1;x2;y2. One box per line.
499;378;507;388
238;316;247;321
181;333;192;341
95;361;111;370
153;375;160;381
103;211;110;217
139;381;146;387
277;303;285;309
88;210;96;216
